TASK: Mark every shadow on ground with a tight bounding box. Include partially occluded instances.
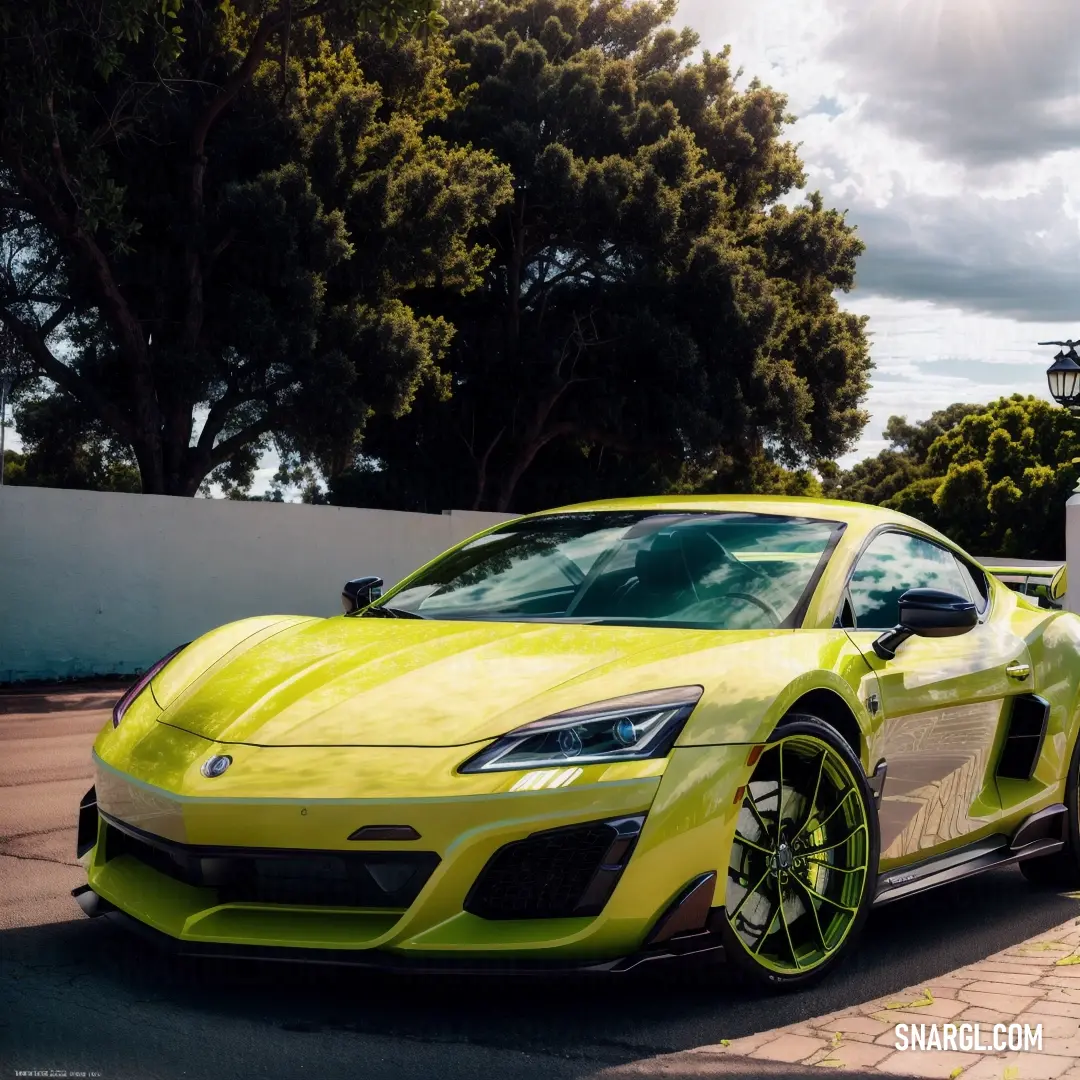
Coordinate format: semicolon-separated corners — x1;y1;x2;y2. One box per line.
1;866;1077;1080
0;684;128;713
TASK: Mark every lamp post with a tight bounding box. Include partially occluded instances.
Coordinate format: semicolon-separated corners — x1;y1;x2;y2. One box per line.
1042;341;1080;410
1042;342;1080;511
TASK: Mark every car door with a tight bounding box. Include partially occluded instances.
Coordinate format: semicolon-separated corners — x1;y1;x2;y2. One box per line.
840;529;1033;865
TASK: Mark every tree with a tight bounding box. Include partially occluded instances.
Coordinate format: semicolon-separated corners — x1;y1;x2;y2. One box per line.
834;402;982;508
333;0;872;513
4;391;141;491
0;0;513;495
837;396;1080;560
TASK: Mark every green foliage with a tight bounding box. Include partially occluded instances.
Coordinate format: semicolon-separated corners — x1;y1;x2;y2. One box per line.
1;0;870;507
5;393;142;492
2;449;26;486
837;395;1080;559
334;0;871;512
0;0;512;496
837;402;982;508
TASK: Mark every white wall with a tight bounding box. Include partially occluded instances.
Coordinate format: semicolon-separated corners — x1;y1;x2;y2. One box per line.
0;486;513;682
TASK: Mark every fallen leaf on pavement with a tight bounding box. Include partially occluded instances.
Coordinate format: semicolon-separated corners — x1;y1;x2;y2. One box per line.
884;988;934;1009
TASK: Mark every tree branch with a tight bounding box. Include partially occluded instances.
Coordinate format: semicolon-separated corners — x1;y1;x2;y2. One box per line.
184;2;318;358
521;257;593;307
206;227;237;272
40;299;73;337
196;384;244;456
0;305;135;444
190;15;286;163
0;190;33;212
198;372;297;458
2;150;151;380
45;93;80;214
209;415;277;468
464;425;504;510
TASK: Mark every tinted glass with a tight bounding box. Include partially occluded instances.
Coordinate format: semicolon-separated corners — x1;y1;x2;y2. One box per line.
377;511;842;630
849;532;972;629
954;558;989;612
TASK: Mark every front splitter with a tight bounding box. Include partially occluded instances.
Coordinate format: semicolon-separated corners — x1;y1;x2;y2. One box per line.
72;885;725;975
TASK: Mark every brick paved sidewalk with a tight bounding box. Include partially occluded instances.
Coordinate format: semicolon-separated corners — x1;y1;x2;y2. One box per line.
682;917;1080;1078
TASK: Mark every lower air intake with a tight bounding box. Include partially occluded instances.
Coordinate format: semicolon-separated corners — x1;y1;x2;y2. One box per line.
464;815;644;920
102;819;438;909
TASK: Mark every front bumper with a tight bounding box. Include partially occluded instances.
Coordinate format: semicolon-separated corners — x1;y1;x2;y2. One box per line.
73;881;726;973
80;735;752;965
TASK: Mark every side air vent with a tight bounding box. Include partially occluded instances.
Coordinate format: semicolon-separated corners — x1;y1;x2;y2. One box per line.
996;694;1050;781
76;786;98;858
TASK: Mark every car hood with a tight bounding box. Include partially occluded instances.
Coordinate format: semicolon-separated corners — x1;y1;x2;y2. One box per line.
154;615;786;748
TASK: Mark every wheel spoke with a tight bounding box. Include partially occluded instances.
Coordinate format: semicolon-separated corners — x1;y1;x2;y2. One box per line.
798;878;858;914
776;877;801;970
733;831;773;856
805;822;866;857
807;858;864;874
752;900;782;955
803;785;856;839
792;752;826;842
728;865;772;923
790;873;829;957
777;741;786;828
745;790;776;845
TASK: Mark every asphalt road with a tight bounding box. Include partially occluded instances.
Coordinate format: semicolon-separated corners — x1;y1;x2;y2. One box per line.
3;686;1080;1080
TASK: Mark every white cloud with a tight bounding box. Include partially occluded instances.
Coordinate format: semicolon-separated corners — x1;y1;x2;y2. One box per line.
674;0;1080;465
836;296;1077;465
827;0;1080;167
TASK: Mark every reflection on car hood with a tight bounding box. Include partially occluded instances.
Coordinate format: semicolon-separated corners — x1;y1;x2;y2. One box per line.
155;616;779;747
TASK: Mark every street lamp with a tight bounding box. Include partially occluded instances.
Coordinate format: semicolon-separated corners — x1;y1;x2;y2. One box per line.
1041;340;1080;503
1041;340;1080;409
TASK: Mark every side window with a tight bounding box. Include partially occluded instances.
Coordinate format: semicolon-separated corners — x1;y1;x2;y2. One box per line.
848;532;972;629
954;558;990;613
835;594;856;629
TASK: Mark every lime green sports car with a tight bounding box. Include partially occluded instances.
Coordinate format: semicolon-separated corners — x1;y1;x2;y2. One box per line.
74;496;1080;987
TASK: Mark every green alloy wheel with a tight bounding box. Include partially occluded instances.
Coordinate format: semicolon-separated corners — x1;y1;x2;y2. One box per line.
720;715;879;989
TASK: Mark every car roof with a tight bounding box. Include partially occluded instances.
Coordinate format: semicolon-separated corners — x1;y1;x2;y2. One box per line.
532;495;905;526
522;494;968;557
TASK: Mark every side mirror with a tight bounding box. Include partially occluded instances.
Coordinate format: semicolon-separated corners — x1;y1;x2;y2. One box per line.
342;576;383;614
873;588;977;660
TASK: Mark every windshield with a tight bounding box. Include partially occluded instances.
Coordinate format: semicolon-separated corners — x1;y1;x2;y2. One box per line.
372;511;843;630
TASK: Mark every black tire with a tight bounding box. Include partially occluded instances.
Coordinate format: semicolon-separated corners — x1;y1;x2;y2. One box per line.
1020;730;1080;887
718;713;880;991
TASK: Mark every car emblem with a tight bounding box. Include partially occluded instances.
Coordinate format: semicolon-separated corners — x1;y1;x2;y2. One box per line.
201;754;233;778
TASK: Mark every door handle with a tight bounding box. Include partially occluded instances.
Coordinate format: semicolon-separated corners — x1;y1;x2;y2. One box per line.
1006;662;1031;681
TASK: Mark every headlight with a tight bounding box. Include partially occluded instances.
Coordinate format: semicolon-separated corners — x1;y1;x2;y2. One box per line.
459;686;703;773
112;643;188;728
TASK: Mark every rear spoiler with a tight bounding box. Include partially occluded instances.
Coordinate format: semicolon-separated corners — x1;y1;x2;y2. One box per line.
983;563;1068;603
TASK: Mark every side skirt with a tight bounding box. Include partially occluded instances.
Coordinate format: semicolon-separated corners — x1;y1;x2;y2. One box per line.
873;803;1067;907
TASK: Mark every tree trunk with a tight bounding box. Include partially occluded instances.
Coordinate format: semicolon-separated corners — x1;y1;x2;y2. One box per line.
505;192;526;365
133;407;212;496
494;435;550;512
131;439;166;495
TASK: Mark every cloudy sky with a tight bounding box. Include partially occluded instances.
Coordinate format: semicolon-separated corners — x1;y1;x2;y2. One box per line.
674;0;1080;464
